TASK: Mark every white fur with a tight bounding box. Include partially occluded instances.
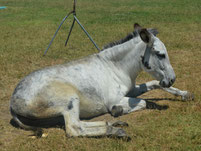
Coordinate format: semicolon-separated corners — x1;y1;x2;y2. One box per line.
10;28;192;138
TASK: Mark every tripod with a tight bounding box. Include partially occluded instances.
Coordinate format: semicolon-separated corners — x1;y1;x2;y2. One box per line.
43;0;101;56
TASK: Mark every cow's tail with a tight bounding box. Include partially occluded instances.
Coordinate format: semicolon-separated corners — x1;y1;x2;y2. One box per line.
10;108;43;137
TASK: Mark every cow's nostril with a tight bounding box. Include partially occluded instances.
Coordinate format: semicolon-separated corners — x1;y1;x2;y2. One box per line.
171;78;175;85
171;79;174;84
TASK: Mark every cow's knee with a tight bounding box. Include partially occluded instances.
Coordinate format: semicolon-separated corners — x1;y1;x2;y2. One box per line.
110;105;123;117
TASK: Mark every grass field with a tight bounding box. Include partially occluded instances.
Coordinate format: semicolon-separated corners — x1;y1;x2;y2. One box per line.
0;0;201;150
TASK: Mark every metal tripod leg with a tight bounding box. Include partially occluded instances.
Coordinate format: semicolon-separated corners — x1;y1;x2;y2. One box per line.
43;12;73;56
74;16;101;52
44;0;101;56
65;18;76;47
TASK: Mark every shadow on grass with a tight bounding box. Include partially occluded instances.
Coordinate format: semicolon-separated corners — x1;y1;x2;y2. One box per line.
145;97;181;110
10;116;65;129
145;100;168;110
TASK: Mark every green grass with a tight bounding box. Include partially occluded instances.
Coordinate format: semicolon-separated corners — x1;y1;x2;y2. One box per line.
0;0;201;150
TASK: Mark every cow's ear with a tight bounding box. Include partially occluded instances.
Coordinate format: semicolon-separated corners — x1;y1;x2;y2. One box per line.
134;23;142;31
139;28;151;44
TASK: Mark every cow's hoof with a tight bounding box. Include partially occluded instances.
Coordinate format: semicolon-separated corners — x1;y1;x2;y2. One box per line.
182;92;194;101
107;126;131;141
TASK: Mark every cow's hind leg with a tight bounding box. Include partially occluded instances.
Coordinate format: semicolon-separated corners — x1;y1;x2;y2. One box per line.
110;97;146;117
62;97;130;140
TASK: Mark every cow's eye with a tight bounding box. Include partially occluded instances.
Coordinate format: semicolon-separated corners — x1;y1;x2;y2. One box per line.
156;53;166;59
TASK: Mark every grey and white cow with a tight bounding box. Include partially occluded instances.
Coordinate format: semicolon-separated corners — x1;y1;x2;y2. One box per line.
10;23;193;139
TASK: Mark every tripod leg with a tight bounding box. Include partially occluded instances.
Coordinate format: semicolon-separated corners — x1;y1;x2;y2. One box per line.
44;12;73;56
65;18;76;47
74;15;101;52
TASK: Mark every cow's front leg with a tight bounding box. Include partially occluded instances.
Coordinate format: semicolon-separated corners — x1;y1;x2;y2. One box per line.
126;80;161;97
110;97;146;117
161;87;194;101
126;80;194;101
62;97;130;140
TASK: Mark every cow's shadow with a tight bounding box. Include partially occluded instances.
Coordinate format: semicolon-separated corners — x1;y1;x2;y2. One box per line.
145;97;180;110
10;115;65;129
